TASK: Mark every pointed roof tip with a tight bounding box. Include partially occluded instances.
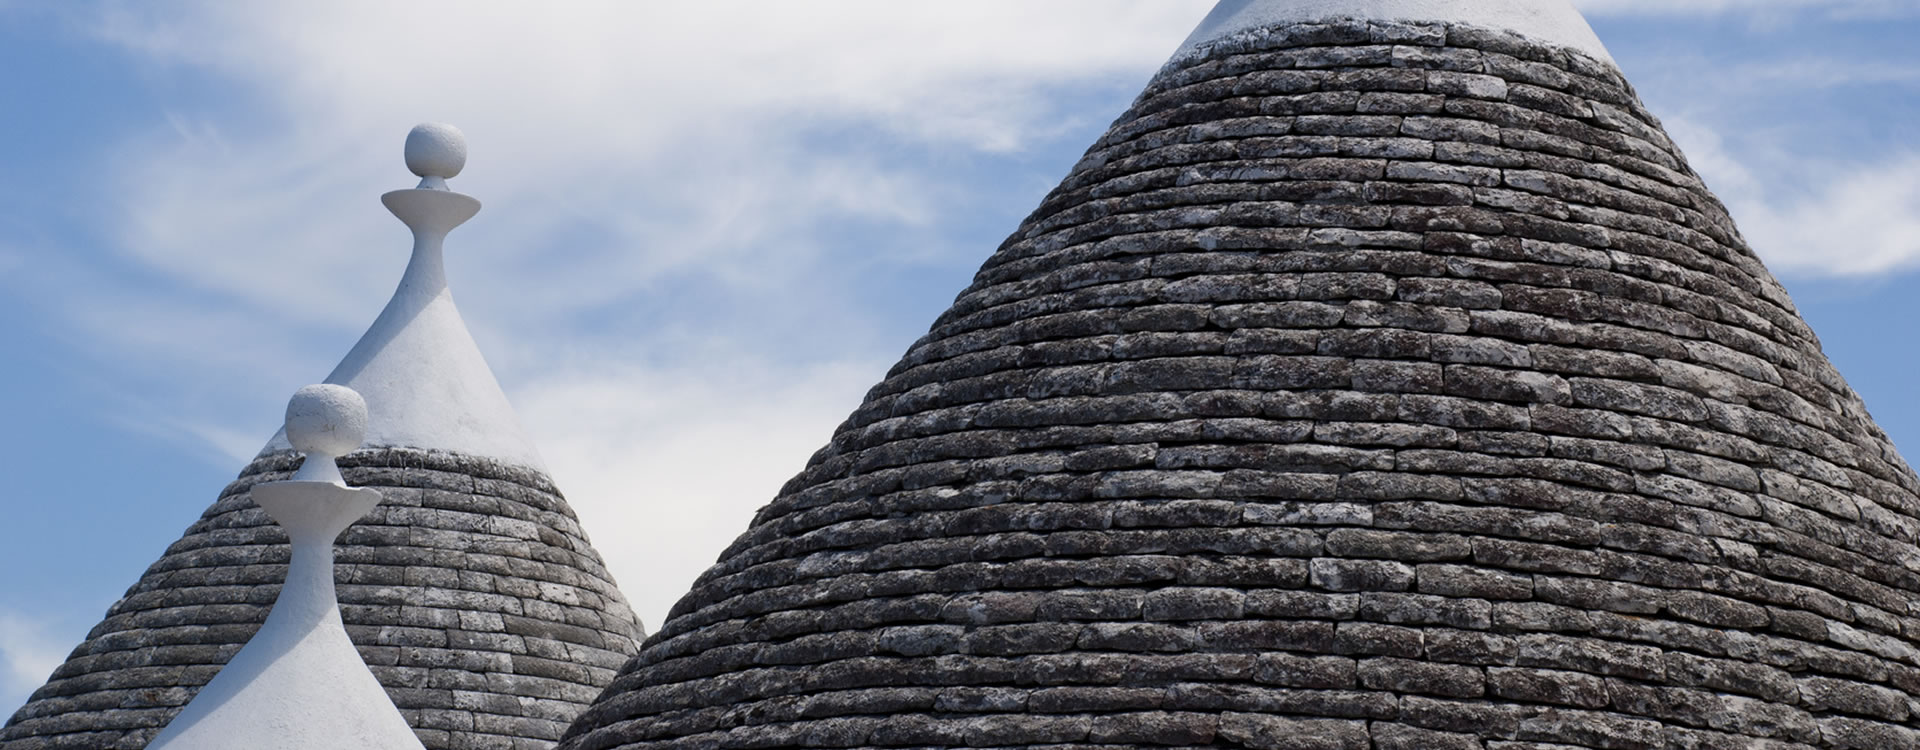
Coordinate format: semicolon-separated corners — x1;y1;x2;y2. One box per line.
1176;0;1614;65
260;124;547;472
152;386;423;750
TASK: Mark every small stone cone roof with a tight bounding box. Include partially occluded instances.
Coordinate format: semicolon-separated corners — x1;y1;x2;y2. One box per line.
3;126;645;750
561;3;1920;749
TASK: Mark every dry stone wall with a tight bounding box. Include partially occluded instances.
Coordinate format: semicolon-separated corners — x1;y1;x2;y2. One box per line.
561;19;1920;750
4;448;644;750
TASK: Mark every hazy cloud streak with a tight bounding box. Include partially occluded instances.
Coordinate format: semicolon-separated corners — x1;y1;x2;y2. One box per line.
1576;0;1918;18
1669;118;1920;277
0;612;68;716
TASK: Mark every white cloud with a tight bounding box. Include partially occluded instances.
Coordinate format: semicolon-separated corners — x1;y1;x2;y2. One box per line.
1668;118;1920;277
1576;0;1916;18
46;0;1207;376
94;1;1206;154
0;611;68;714
0;0;1212;444
517;356;884;630
12;1;1212;631
1728;59;1920;89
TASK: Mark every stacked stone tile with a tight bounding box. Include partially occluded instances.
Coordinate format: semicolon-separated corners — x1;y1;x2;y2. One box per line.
561;16;1920;750
2;448;642;750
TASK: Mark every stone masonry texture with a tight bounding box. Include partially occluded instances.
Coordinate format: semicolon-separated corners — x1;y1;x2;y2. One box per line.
3;448;645;750
559;19;1920;750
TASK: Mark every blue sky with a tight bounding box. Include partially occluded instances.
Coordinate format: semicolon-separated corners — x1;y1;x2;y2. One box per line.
1;0;1917;714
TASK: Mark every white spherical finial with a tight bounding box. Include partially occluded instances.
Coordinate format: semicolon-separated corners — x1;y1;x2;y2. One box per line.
285;384;369;458
404;123;466;181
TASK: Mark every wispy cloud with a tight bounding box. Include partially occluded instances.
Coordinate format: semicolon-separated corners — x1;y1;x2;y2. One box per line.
0;611;68;714
50;0;1208;376
1728;59;1920;89
1577;0;1919;19
7;0;1211;628
1620;51;1920;96
1594;10;1920;280
1668;117;1920;277
518;355;884;629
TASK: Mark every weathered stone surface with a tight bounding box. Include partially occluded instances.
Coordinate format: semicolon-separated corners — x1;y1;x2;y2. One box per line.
4;449;643;750
559;18;1920;750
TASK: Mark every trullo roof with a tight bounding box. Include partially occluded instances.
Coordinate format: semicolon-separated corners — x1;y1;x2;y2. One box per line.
560;3;1920;749
3;124;645;750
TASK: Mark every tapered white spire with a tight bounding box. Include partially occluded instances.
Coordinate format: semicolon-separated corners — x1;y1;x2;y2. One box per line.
1176;0;1613;64
151;386;424;750
260;123;545;469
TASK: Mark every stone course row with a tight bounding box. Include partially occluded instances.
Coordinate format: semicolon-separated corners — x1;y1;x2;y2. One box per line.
3;448;644;750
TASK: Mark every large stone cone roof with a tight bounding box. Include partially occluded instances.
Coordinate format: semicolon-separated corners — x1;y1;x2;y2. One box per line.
561;13;1920;750
3;449;643;750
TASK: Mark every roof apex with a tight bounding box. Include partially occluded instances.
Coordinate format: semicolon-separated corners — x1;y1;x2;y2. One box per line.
1175;0;1613;64
260;124;545;470
152;387;423;750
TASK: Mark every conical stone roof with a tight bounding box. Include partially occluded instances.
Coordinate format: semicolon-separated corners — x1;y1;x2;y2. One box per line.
560;5;1920;750
3;126;645;750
